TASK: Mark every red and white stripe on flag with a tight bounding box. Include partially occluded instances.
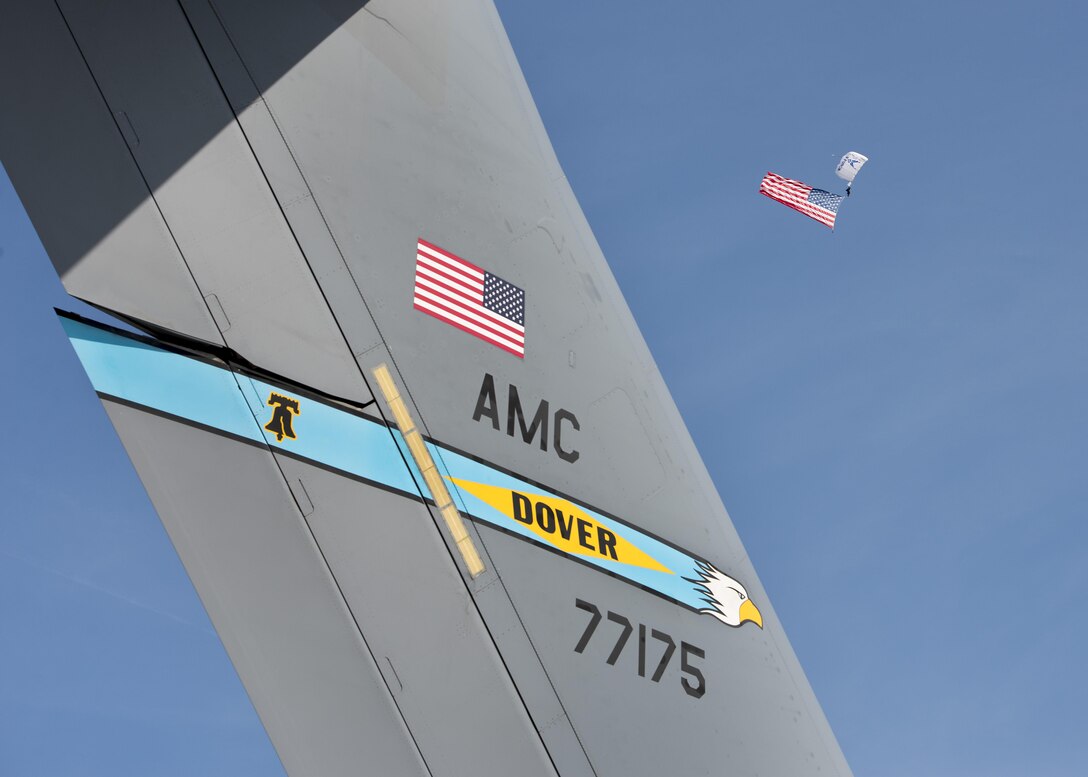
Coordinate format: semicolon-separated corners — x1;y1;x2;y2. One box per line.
759;172;839;229
413;239;526;357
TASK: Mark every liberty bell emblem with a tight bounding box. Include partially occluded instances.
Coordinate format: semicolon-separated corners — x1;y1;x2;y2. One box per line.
265;392;300;442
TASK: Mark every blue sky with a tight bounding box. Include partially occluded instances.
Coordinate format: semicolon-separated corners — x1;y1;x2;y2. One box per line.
2;1;1086;774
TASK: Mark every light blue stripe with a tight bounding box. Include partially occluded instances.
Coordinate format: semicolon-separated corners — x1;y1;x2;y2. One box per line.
63;318;711;613
62;318;263;443
240;375;417;495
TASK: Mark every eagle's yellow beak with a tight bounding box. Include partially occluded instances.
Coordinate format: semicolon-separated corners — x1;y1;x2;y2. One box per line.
740;599;763;629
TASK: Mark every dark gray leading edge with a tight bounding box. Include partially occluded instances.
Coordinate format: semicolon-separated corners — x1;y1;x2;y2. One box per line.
0;1;853;775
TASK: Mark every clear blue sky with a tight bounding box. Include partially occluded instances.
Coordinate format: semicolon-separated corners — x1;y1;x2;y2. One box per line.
2;2;1086;774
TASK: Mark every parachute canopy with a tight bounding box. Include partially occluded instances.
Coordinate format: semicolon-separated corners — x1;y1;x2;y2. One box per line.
835;151;868;183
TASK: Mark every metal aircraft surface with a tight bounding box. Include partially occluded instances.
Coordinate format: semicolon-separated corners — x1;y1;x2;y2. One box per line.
0;2;853;775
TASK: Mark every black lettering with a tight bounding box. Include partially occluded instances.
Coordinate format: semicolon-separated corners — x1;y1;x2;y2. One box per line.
535;501;556;533
574;599;602;653
680;642;706;699
573;602;704;699
597;528;618;560
556;510;574;540
650;629;676;683
576;519;595;551
511;491;533;524
605;611;632;665
473;373;501;430
554;408;580;463
507;384;548;450
473;377;580;464
638;624;647;677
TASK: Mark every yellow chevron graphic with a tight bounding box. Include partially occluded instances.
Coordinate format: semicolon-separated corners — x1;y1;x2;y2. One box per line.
448;478;671;574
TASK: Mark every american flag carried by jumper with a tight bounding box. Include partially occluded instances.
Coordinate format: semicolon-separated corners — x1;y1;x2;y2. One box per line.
759;172;843;229
413;238;526;357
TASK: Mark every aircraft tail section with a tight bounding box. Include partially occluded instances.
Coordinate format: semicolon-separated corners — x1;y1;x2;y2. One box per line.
3;0;854;773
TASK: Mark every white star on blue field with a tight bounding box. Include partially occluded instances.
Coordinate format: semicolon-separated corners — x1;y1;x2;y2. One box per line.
2;2;1087;776
483;272;525;325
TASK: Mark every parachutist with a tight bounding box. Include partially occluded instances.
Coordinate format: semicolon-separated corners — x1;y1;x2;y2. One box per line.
835;151;868;197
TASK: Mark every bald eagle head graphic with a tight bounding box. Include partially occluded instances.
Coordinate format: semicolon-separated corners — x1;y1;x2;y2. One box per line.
686;561;764;628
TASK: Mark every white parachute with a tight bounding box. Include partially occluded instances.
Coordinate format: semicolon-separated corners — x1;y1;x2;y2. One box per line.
835;151;868;195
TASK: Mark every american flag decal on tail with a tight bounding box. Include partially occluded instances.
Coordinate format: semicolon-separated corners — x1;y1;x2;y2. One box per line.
759;172;842;229
413;239;526;357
